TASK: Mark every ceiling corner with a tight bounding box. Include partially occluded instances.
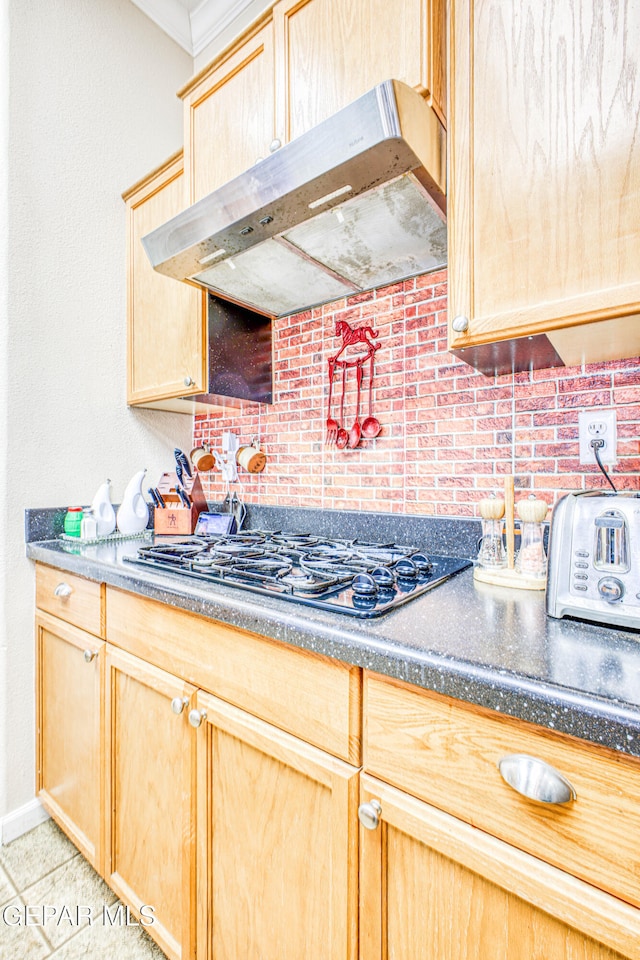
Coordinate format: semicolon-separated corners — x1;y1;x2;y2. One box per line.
131;0;258;60
131;0;194;54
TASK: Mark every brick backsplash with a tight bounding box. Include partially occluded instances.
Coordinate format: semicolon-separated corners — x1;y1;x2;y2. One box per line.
194;270;640;517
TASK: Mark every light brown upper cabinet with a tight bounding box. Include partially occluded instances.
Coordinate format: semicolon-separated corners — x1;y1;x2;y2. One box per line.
273;0;446;142
180;21;276;202
123;151;207;410
179;0;445;203
448;0;640;374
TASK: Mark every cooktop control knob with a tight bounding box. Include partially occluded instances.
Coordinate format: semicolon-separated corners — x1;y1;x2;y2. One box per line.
598;577;625;603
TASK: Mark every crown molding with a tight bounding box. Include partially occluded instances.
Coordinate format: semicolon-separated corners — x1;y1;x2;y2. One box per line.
131;0;256;57
190;0;255;56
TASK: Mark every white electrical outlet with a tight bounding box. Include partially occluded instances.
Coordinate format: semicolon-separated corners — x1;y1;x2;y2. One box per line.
578;409;617;465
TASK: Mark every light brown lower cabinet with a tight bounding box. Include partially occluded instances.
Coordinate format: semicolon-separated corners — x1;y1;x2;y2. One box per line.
35;567;640;960
36;611;104;873
359;773;640;960
193;690;359;960
105;646;197;960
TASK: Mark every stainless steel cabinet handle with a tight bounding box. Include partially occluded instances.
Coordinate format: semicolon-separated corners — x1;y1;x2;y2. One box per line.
171;697;189;715
358;799;382;830
498;754;577;805
452;315;469;333
269;138;282;153
83;649;98;663
54;582;73;598
183;376;195;387
188;708;207;729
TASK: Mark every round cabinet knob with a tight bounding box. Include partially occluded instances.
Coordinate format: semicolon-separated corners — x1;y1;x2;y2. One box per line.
358;799;382;830
598;577;624;602
183;376;195;388
452;315;469;333
171;697;189;715
498;754;576;805
188;708;207;729
83;649;98;663
269;138;282;153
54;582;73;598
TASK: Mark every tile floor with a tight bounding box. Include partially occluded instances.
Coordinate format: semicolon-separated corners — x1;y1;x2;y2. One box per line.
0;819;167;959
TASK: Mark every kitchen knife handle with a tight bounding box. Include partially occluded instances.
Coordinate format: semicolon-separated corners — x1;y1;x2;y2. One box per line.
148;487;160;509
155;489;166;508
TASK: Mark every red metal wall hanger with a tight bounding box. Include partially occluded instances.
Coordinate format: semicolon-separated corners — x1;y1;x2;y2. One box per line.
325;321;381;449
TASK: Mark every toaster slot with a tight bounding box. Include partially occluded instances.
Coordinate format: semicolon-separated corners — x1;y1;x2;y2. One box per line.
593;511;630;573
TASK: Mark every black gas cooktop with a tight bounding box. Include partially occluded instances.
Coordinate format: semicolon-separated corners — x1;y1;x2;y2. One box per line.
123;531;471;619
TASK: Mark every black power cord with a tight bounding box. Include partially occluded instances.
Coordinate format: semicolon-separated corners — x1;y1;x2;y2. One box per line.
590;438;618;492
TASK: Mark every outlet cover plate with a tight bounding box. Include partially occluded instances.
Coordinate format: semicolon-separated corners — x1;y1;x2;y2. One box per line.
578;409;617;465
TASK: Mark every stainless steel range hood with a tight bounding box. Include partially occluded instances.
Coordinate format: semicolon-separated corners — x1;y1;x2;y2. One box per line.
142;80;447;318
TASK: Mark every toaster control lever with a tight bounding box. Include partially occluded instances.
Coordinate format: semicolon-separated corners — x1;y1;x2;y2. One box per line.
598;577;624;603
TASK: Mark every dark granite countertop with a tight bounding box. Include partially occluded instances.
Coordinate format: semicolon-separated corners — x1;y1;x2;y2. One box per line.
26;524;640;760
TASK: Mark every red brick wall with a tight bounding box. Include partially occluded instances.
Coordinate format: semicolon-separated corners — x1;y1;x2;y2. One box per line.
194;270;640;517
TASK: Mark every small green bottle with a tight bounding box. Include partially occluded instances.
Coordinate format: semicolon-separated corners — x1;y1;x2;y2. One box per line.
64;507;84;537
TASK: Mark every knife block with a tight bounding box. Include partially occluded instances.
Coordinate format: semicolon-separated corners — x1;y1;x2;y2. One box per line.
153;471;208;535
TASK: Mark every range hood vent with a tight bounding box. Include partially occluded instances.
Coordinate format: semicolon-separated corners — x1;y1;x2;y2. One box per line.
142;80;447;318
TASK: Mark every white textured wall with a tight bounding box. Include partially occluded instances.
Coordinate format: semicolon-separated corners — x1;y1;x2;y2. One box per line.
2;0;194;818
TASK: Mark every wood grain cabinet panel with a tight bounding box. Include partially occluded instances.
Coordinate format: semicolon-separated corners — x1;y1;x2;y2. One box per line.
36;563;104;637
105;646;196;960
181;22;276;202
106;587;361;764
359;774;640;960
274;0;446;143
448;0;640;368
122;151;206;409
194;691;359;960
36;613;104;873
364;673;640;909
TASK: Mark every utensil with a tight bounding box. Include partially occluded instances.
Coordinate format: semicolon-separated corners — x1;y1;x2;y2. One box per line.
155;488;166;508
325;359;339;444
336;364;349;449
176;486;191;509
348;361;364;448
148;487;161;509
175;463;184;489
361;354;381;439
174;448;192;478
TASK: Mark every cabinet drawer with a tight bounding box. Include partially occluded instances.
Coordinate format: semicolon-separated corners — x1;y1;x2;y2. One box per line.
36;564;104;637
364;673;640;908
106;588;361;764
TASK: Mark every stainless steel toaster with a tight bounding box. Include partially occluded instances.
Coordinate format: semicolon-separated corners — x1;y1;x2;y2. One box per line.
546;491;640;630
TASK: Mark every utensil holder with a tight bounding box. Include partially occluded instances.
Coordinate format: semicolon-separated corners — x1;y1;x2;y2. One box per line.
153;471;208;535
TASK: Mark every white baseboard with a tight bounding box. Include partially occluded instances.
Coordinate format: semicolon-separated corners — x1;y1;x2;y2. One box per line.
1;798;50;845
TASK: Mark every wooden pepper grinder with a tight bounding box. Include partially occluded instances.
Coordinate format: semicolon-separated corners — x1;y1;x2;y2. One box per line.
515;496;548;580
477;495;506;569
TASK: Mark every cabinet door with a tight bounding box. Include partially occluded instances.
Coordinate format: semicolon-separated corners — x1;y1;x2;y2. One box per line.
448;0;640;365
124;151;206;406
105;646;196;960
360;774;640;960
274;0;445;143
36;613;104;872
183;22;275;202
194;690;359;960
